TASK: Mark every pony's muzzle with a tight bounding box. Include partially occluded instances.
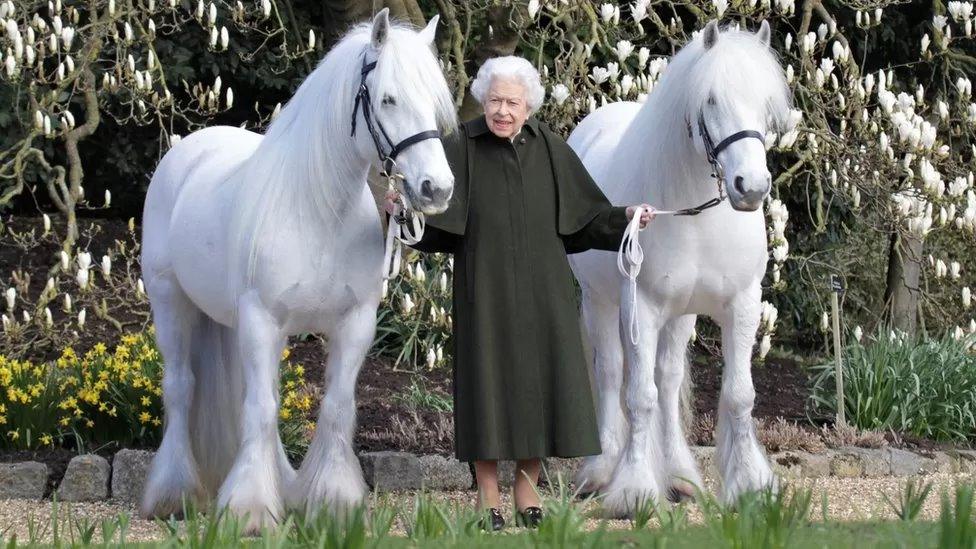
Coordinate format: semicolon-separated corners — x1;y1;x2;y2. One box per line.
728;171;771;212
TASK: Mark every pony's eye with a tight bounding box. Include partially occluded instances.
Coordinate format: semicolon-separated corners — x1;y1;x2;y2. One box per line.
381;95;397;106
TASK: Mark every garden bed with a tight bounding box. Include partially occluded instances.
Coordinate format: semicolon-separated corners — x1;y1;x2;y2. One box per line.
1;214;972;479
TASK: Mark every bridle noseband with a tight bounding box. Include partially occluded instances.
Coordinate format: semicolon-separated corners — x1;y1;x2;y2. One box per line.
672;112;765;216
350;57;441;180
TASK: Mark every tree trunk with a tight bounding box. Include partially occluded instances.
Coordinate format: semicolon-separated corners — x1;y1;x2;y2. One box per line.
884;231;924;336
321;0;424;49
459;4;521;121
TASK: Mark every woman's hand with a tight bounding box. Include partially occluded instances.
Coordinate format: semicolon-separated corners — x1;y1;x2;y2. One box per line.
384;188;400;215
626;204;656;229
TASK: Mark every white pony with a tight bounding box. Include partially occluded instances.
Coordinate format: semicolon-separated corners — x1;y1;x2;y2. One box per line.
567;21;791;516
139;10;456;531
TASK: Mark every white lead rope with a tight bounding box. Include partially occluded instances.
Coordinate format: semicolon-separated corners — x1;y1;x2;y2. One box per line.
382;184;426;280
617;206;647;345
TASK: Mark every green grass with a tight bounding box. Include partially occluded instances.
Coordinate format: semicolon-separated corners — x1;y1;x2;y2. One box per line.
3;483;973;548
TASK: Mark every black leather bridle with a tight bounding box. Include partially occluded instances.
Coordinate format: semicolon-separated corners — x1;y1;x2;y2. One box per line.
350;57;441;179
673;112;765;216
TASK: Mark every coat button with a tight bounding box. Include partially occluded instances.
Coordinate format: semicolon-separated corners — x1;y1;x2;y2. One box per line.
519;137;526;144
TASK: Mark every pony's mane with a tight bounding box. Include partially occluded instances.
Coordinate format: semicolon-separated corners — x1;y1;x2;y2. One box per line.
227;20;457;293
613;25;791;203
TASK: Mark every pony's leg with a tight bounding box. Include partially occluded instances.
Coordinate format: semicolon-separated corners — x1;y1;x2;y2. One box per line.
655;315;702;501
217;291;286;534
290;303;374;516
141;274;207;518
600;286;664;518
716;285;775;504
575;289;627;494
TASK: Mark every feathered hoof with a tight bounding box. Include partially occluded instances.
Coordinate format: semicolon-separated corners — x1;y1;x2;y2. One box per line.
721;465;778;506
140;460;208;520
598;476;661;519
666;480;697;503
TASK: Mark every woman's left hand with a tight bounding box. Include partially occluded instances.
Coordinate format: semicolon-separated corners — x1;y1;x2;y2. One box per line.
626;204;656;229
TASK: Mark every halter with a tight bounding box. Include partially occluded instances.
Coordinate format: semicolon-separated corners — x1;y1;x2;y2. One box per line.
350;57;442;178
350;56;439;279
664;112;765;216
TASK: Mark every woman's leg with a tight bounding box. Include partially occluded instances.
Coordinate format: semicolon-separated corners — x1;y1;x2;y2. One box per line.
474;460;501;509
513;458;542;510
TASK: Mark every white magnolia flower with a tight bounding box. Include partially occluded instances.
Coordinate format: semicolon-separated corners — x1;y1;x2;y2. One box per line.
615;39;634;62
590;66;610;84
964;286;973;309
401;293;414;314
853;325;863;342
440;272;448;293
637;47;650;69
76;267;89;289
4;288;14;311
426;347;436;369
101;255;111;277
528;0;540;18
21;310;30;323
712;0;728;17
44;307;52;328
261;0;271;18
820;311;829;332
77;308;86;329
936;258;948;278
951;261;962;279
45;278;54;294
1;315;8;331
137;278;145;295
220;26;229;49
759;334;771;358
550;83;570;105
921;33;931;54
599;3;615;23
631;0;649;23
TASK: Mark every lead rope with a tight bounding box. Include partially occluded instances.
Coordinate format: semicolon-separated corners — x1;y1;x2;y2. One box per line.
382;177;426;280
617;206;646;345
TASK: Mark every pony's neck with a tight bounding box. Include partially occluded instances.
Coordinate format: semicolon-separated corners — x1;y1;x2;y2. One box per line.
252;43;373;233
613;76;717;210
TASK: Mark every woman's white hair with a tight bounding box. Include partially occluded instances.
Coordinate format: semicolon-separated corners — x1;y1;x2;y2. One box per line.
470;56;546;114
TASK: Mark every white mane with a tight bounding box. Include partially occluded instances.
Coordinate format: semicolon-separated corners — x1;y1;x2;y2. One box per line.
226;20;457;290
613;25;791;203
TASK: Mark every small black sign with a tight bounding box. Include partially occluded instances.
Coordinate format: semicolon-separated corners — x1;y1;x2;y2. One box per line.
829;274;844;294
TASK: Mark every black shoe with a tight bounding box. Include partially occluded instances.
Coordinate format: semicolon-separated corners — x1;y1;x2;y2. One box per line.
479;508;505;532
515;506;544;528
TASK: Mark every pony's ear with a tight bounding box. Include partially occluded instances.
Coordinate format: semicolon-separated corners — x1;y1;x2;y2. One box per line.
702;20;720;50
419;14;439;45
757;20;771;47
371;7;391;49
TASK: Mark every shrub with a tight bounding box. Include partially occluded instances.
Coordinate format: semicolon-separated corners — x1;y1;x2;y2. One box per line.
810;331;976;442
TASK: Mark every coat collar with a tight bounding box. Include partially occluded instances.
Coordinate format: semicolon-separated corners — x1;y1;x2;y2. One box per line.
464;115;540;138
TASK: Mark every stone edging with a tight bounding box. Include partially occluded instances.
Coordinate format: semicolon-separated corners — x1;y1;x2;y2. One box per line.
1;446;973;504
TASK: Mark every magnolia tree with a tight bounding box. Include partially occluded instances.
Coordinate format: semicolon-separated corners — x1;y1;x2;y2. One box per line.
423;0;976;358
0;0;316;246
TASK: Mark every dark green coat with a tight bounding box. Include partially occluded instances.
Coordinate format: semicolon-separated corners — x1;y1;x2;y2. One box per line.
410;115;629;462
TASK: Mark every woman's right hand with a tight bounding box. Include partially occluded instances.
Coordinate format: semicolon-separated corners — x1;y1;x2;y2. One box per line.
384;188;400;215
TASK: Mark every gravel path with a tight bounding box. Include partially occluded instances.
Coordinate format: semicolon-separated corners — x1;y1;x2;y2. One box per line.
1;473;972;543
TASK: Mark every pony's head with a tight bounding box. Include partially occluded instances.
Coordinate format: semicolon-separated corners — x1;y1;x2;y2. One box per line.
683;20;791;211
351;9;457;214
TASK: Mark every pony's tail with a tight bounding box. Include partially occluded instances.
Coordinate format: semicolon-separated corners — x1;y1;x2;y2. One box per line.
189;316;243;496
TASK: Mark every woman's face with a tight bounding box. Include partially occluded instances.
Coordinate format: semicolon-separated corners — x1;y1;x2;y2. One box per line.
484;77;530;139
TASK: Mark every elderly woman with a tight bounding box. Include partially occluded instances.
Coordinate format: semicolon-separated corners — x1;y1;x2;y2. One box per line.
386;56;653;530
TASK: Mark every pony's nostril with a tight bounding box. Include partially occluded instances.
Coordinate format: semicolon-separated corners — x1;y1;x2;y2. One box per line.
734;176;745;195
421;179;433;199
